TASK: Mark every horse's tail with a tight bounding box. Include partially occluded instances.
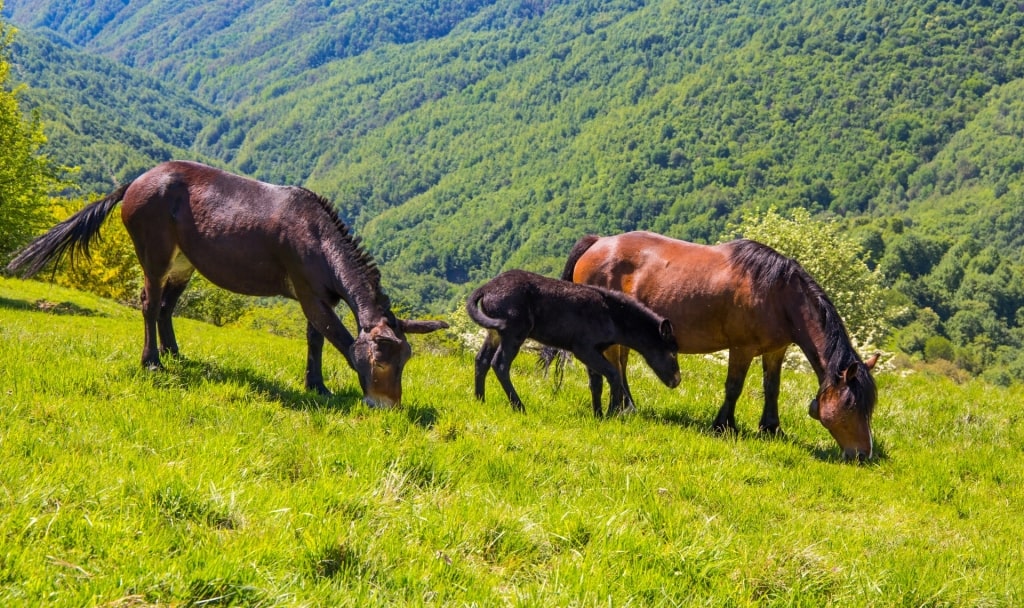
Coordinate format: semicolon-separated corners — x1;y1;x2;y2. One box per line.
5;182;131;278
465;287;506;331
540;234;602;386
559;233;601;281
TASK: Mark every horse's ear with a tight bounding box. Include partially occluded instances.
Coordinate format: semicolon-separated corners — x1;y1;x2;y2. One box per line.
400;319;449;334
659;319;675;344
842;362;859;384
864;352;880;371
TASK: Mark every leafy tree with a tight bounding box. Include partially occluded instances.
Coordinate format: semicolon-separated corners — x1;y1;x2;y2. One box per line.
0;12;56;259
728;206;893;351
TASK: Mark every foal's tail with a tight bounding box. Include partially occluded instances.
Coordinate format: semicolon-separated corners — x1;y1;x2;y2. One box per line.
5;183;131;278
465;288;506;331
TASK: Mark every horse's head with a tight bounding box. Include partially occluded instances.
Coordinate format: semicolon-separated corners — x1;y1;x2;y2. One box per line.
351;318;449;407
809;353;879;462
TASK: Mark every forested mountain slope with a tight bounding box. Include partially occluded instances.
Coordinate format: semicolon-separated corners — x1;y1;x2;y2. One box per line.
8;30;218;193
4;0;1024;379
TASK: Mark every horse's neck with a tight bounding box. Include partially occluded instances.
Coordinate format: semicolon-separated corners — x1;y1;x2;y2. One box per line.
789;297;836;383
324;243;389;331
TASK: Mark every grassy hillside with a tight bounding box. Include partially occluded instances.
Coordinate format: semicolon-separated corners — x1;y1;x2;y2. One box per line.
1;277;1022;605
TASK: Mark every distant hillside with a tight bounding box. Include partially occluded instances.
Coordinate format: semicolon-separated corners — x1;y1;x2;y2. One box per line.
8;29;218;193
2;0;545;104
5;0;1024;380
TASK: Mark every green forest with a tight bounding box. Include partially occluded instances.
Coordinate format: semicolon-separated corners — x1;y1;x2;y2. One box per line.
3;0;1024;382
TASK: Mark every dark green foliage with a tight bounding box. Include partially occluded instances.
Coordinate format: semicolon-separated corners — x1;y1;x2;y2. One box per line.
5;0;1024;379
7;30;216;193
0;17;56;257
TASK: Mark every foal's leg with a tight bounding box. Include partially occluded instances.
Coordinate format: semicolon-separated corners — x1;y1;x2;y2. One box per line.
758;347;787;435
304;323;330;395
587;369;604;417
606;345;637;415
490;335;526;411
575;348;626;418
712;349;754;432
474;330;500;401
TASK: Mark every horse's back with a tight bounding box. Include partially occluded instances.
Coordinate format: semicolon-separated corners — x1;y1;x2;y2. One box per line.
572;232;786;353
119;161;312;297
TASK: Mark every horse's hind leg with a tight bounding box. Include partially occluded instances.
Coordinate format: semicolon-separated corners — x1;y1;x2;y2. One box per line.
157;264;195;356
490;335;526;411
713;350;754;432
138;275;165;370
758;348;787;435
474;330;500;401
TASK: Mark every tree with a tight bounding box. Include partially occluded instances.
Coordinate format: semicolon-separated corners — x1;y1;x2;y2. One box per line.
0;12;57;259
728;206;894;351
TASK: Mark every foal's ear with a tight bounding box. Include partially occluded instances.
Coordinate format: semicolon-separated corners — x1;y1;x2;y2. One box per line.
864;352;880;371
399;319;450;334
659;319;676;344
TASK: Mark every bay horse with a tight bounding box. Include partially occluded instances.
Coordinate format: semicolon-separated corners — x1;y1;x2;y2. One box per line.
466;269;680;415
560;231;878;461
6;160;447;406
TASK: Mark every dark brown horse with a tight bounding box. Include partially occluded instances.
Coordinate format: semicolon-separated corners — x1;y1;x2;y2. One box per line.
467;269;680;415
560;231;878;461
6;160;447;406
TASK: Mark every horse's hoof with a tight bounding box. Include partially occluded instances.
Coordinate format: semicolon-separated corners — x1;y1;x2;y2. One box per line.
306;384;332;397
758;424;784;437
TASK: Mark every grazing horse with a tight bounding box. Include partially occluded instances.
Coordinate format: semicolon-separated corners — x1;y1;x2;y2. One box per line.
560;231;878;461
6;160;447;406
466;269;680;415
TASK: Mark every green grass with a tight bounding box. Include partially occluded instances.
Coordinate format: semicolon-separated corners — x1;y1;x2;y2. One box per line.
1;276;1022;606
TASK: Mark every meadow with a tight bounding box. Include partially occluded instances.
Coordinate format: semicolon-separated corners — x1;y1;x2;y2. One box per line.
1;276;1022;607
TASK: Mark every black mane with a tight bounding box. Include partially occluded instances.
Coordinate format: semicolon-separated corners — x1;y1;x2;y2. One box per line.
301;187;393;315
728;239;876;416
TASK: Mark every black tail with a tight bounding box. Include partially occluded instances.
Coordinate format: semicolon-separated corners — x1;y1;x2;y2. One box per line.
541;234;602;386
5;183;131;278
560;234;600;281
465;288;506;331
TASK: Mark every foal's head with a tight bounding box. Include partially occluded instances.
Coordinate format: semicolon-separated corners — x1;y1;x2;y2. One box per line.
350;318;448;407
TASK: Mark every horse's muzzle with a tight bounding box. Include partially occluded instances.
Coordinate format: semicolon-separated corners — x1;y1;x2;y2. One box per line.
842;447;871;463
364;394;399;409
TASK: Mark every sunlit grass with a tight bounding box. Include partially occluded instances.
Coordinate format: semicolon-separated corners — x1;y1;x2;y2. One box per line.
1;276;1022;606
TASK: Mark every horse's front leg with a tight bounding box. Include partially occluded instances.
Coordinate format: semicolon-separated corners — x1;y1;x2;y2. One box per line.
758;348;787;435
608;345;636;415
713;350;753;433
587;368;604;417
298;296;357;393
576;348;625;418
304;322;331;396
